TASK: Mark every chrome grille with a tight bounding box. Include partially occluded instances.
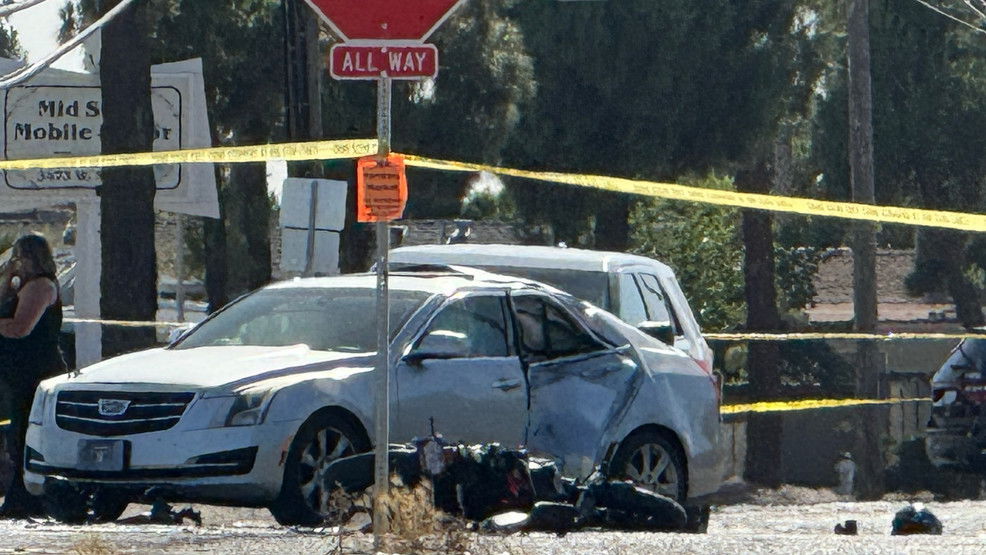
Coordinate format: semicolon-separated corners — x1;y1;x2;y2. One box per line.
55;391;195;436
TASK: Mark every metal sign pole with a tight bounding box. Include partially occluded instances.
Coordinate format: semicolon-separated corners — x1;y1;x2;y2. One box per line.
372;75;392;543
174;213;186;322
302;179;319;277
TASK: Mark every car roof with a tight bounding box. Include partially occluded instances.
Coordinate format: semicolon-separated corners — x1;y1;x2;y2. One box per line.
264;268;548;297
389;243;673;274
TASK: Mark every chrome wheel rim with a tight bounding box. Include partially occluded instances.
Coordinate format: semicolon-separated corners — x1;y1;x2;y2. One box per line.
623;443;680;500
298;427;354;515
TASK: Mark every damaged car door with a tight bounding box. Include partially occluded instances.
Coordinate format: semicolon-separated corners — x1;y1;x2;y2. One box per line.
511;293;640;478
395;292;527;446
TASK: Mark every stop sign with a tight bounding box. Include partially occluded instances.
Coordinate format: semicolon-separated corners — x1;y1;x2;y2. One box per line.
304;0;467;42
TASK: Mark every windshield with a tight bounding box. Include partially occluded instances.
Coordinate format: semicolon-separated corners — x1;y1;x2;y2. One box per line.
175;287;431;352
472;266;609;308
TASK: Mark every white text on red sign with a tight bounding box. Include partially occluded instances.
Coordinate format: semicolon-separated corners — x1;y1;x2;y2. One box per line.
330;44;438;80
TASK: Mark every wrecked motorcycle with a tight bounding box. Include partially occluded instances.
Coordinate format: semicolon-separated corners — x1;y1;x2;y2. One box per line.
320;436;689;534
926;338;986;471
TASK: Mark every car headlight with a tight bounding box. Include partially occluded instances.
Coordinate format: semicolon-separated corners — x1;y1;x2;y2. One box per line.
223;387;276;427
28;387;48;426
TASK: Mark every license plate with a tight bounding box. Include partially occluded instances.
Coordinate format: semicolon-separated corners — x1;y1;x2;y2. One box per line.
78;440;125;471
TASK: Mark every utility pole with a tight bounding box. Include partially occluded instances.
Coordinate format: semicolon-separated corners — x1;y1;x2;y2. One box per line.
98;0;158;356
283;0;323;142
848;0;879;395
848;0;885;500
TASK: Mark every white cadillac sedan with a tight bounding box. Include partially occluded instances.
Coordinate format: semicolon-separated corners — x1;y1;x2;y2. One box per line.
24;269;721;526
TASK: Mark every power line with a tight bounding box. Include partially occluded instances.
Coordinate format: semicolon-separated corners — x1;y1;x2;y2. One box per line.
911;0;986;35
0;0;52;18
0;0;137;88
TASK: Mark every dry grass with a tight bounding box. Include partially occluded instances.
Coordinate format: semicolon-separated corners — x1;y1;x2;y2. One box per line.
748;485;843;506
882;490;937;503
72;533;119;555
373;477;473;554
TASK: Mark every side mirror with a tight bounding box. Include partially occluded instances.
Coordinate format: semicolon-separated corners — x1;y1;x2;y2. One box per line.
403;331;468;364
168;324;193;345
637;320;675;346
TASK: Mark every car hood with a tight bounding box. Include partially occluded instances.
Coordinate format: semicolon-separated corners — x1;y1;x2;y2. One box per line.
63;345;375;390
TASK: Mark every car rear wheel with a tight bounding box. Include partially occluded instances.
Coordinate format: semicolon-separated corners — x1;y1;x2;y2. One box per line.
611;431;687;502
610;430;709;532
269;410;370;526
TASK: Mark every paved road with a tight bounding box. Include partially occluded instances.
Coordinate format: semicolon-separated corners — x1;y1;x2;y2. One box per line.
1;495;983;553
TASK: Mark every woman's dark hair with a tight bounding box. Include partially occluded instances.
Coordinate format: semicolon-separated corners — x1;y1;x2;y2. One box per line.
14;233;57;280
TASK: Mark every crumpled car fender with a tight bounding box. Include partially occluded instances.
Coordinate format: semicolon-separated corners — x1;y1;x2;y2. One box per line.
606;346;722;499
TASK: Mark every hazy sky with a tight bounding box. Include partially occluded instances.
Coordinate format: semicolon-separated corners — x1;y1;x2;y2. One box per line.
8;0;84;70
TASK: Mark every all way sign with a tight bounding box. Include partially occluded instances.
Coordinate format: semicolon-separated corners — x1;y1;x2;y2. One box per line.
330;44;438;80
304;0;467;81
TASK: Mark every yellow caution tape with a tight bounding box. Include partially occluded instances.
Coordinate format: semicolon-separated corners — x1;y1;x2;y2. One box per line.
0;140;983;231
722;397;927;415
0;139;378;170
402;155;986;233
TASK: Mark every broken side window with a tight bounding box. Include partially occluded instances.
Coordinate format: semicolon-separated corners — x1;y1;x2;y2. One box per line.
512;294;603;360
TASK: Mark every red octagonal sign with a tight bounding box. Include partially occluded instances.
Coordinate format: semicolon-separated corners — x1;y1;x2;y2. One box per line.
304;0;467;42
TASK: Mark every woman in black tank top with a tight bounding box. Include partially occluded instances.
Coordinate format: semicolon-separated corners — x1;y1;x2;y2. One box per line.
0;234;66;518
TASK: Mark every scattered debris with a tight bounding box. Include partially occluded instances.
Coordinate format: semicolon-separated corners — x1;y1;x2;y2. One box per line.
891;503;942;535
834;519;858;535
322;435;688;534
116;499;201;526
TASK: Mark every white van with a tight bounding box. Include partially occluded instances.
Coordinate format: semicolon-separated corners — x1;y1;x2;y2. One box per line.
389;244;715;376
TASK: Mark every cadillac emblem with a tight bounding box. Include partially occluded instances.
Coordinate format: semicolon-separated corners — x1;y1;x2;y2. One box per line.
97;399;131;417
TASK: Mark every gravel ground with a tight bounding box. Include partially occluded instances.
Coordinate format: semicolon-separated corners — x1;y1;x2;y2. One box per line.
1;489;984;554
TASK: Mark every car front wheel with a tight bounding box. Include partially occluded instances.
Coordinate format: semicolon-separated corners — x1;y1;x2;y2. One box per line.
41;482;130;524
269;410;370;526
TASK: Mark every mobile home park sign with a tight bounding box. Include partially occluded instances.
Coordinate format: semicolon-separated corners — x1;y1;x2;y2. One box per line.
303;0;467;80
0;58;219;219
4;84;182;189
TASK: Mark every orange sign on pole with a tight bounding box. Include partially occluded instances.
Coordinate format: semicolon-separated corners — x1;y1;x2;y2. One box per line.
356;154;408;222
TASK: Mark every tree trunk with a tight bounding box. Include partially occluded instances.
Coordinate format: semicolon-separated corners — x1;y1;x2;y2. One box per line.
847;0;885;499
847;0;879;380
203;170;229;313
736;159;782;398
223;162;272;296
593;195;630;252
98;0;157;356
736;158;784;488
